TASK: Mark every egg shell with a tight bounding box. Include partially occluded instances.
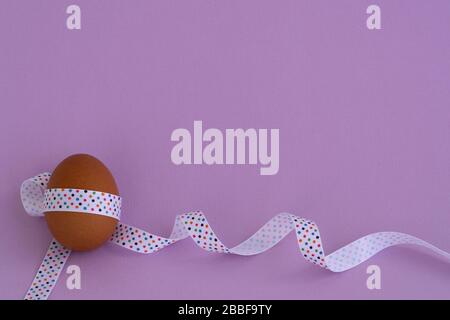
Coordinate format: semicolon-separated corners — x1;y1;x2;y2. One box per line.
45;154;119;251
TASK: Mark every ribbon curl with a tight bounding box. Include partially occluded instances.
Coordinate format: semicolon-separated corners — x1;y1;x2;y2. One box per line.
21;173;450;300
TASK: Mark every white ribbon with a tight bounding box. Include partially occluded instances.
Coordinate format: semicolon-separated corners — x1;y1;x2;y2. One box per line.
21;173;450;300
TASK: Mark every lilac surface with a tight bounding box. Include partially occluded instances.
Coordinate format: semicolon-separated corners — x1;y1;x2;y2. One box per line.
0;0;449;299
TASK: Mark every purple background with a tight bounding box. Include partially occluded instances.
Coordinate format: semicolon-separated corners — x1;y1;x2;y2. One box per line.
1;1;449;299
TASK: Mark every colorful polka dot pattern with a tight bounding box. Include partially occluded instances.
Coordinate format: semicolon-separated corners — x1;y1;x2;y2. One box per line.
21;173;450;300
21;173;121;220
24;240;71;300
111;213;328;267
21;172;51;217
109;212;448;273
325;232;450;272
44;188;121;220
292;216;326;267
110;223;176;253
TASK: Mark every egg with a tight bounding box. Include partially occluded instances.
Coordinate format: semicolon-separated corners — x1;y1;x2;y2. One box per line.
45;154;119;251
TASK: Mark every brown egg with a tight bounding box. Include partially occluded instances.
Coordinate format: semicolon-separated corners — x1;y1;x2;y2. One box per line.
45;154;119;251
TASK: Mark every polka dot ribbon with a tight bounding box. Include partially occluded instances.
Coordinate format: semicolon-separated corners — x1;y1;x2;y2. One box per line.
21;173;122;220
21;173;450;300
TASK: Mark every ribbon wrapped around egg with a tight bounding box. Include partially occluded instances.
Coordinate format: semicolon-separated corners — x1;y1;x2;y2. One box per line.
21;154;450;300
